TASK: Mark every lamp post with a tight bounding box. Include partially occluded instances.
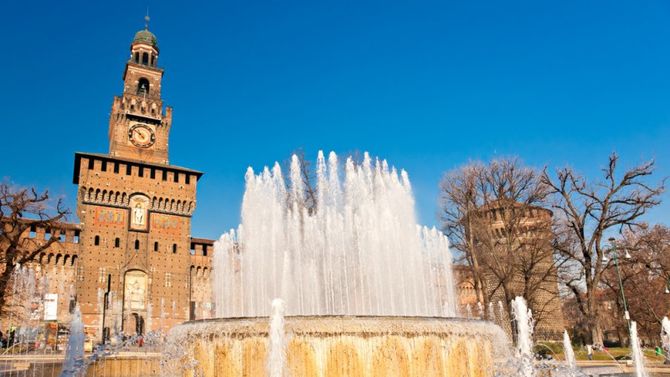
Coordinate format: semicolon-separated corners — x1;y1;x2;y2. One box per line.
605;237;631;331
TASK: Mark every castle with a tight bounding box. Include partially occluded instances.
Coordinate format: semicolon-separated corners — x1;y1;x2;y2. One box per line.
4;25;215;342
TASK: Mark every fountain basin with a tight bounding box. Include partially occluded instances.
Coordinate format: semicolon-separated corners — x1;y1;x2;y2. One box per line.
167;316;500;377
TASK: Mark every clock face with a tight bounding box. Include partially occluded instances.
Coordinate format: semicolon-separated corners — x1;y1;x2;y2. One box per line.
128;124;156;148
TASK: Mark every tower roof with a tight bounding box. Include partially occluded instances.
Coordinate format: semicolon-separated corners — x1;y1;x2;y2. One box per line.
133;28;158;49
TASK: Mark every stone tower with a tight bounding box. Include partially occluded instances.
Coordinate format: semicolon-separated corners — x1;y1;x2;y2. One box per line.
72;24;204;341
108;27;172;164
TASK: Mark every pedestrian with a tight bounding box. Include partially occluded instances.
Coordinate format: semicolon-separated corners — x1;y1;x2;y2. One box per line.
586;344;593;360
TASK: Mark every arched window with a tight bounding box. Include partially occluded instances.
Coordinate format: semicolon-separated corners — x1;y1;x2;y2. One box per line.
137;78;150;96
154;241;159;252
135;240;140;250
150;55;155;66
142;52;149;65
114;238;120;248
94;235;100;246
172;244;177;254
134;52;140;63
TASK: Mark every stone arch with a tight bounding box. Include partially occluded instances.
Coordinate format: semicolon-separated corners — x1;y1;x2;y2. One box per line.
71;255;78;266
102;190;108;202
121;192;127;205
95;189;101;202
158;198;164;210
152;197;157;209
170;199;175;211
88;188;94;201
63;254;70;266
55;254;62;265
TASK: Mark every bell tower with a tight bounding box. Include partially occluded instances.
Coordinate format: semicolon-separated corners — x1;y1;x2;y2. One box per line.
108;19;172;164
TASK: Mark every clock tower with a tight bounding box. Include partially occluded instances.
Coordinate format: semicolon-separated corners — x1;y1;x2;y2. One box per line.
71;22;211;341
108;25;172;164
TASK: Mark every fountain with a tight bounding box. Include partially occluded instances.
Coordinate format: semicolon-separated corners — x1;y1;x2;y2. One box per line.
562;330;576;369
267;298;286;377
662;317;670;361
511;297;534;377
630;321;649;377
167;152;504;377
59;306;84;377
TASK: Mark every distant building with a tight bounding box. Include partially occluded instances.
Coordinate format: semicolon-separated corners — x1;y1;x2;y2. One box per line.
455;201;565;341
1;25;214;342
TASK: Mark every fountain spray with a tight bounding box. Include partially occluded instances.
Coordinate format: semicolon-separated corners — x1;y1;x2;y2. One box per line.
511;297;534;377
60;305;85;377
562;330;576;369
268;298;287;377
630;321;649;377
487;302;496;322
662;317;670;360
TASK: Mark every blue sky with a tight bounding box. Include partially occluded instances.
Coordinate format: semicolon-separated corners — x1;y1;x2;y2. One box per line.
0;0;668;239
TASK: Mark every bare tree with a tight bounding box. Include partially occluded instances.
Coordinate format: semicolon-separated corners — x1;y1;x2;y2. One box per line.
601;224;670;344
541;153;665;346
440;158;561;335
0;184;69;316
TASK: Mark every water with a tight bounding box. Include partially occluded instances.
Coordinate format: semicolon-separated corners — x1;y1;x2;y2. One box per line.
662;317;670;362
59;306;84;377
630;321;649;377
511;297;534;377
563;330;576;369
268;299;287;377
488;302;496;322
213;151;456;317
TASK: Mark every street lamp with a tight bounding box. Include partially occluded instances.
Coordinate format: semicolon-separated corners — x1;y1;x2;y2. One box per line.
605;237;631;329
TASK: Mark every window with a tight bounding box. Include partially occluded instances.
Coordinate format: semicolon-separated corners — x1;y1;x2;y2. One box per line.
126;164;132;176
162;170;167;181
88;158;95;169
165;273;172;288
185;174;191;185
173;172;179;183
94;235;100;246
29;225;36;238
137;78;150;96
189;243;195;256
101;161;107;172
154;241;159;252
142;52;149;65
135;240;140;250
134;52;139;63
59;231;66;243
202;245;208;257
114;238;120;248
73;230;80;244
138;167;144;177
113;163;119;174
172;243;177;254
150;168;156;179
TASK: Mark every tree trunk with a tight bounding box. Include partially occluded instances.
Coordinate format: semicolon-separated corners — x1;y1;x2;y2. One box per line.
0;259;15;316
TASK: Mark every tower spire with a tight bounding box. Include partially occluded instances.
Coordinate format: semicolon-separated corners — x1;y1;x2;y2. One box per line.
144;8;150;30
